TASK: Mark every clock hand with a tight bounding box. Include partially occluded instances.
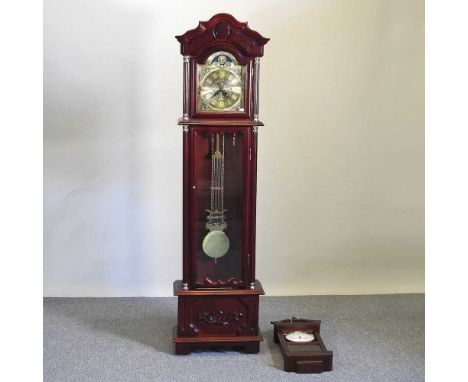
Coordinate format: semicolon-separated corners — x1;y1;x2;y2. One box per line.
220;90;231;99
210;89;222;99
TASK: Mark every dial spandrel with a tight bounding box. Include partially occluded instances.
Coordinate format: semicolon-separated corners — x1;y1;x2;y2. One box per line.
197;51;245;112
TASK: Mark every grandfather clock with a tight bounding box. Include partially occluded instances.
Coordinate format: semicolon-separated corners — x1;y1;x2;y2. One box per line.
173;14;269;355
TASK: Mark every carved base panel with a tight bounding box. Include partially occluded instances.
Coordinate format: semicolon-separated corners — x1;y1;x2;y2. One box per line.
177;294;260;337
173;280;264;354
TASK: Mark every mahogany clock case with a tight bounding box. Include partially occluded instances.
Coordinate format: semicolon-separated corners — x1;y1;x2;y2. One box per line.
173;14;269;355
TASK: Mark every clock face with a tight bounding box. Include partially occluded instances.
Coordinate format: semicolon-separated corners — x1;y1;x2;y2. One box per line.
197;51;245;112
285;331;315;343
200;68;242;111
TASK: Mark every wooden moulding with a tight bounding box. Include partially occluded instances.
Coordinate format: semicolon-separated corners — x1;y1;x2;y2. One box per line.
177;118;264;127
173;326;263;355
176;13;269;58
271;318;333;374
173;279;264;296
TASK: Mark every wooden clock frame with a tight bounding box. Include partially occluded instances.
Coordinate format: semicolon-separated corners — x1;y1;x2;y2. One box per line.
173;14;269;355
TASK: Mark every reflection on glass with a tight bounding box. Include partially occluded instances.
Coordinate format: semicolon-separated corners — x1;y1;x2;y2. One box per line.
193;130;244;287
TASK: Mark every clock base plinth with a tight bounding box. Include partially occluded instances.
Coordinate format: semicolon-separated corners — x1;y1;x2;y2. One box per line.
173;279;265;355
173;326;263;355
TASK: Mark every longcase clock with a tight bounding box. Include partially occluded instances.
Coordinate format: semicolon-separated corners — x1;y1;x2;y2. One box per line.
173;14;269;355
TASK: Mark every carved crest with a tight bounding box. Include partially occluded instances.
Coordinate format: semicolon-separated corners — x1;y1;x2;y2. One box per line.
197;310;244;326
194;277;245;288
176;13;269;58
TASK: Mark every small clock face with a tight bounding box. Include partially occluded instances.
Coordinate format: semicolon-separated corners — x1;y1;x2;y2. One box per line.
197;51;245;112
285;331;315;343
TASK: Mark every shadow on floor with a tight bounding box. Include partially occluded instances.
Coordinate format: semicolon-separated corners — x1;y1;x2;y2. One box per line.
264;329;283;371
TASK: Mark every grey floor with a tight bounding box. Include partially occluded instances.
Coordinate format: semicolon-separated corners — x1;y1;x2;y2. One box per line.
44;294;424;382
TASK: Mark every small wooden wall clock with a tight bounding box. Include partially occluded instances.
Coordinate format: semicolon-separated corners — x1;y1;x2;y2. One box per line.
173;14;269;355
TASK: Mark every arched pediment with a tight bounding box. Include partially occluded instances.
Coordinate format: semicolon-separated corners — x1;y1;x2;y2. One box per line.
176;13;269;58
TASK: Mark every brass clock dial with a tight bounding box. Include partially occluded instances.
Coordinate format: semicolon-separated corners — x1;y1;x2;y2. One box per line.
200;68;242;111
197;51;245;112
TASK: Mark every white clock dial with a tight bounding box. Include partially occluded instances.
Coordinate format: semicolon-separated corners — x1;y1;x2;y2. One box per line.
285;331;315;343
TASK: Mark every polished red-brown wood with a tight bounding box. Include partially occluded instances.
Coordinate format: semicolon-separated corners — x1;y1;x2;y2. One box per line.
173;280;264;355
271;318;333;373
175;14;268;355
176;13;269;59
178;117;264;126
174;280;264;296
177;13;269;121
